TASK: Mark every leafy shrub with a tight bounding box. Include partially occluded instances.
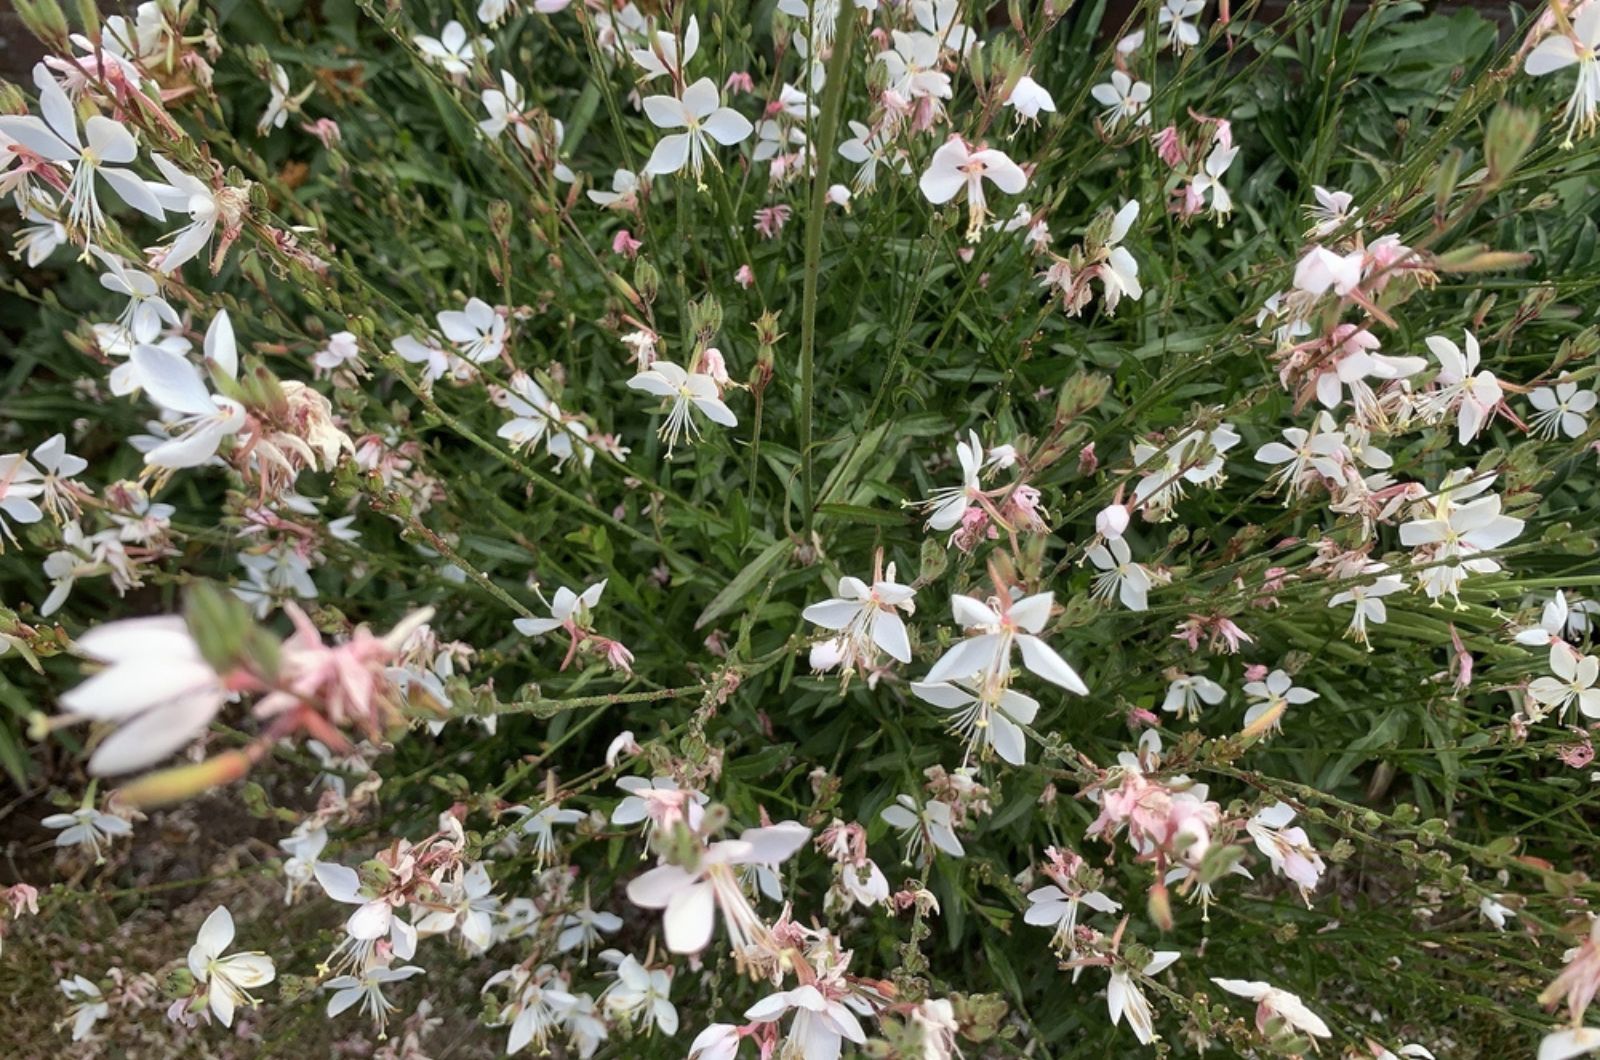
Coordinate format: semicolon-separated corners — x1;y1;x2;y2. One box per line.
1;0;1600;1057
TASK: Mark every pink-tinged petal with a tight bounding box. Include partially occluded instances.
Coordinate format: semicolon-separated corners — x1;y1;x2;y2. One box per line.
87;692;222;775
626;863;698;908
871;610;912;663
1018;635;1088;693
662;879;716;952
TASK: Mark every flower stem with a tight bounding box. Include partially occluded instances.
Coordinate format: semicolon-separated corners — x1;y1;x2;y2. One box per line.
797;4;859;537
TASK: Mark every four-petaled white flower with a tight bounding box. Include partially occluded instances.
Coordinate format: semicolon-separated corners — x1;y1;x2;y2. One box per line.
1530;647;1600;722
802;567;917;667
0;64;166;246
1210;977;1332;1042
325;962;425;1033
745;984;866;1060
920;137;1028;241
627;360;737;455
437;297;506;364
630;16;700;82
59;614;229;775
925;589;1088;694
912;678;1039;765
641;78;753;181
188;905;277;1027
0;451;45;547
415;21;491;76
625;821;810;953
1525;4;1600;146
1086;536;1155;611
59;974;110;1041
42;805;131;863
1529;375;1597;440
131;310;245;469
1327;563;1406;647
1091;70;1152;128
1241;668;1317;737
881;794;964;861
1422;331;1502;444
1162;672;1225;720
1107;950;1180;1045
602;955;678;1034
1005;75;1056;124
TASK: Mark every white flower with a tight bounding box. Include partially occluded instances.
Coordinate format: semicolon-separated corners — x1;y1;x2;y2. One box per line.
1241;669;1318;738
601;955;677;1034
189;906;276;1027
314;860;407;941
415;861;500;952
1530;649;1600;722
325;963;425;1034
1162;673;1225;720
59;615;228;775
1529;375;1598;439
1131;423;1240;515
1210;977;1331;1041
1107;951;1180;1044
1479;893;1516;931
641;77;752;180
1306;185;1358;237
279;823;327;904
0;64;165;246
1091;69;1151;128
625;821;811;953
1327;563;1406;647
1099;199;1143;312
59;975;110;1041
688;1022;742;1060
1422;331;1502;443
258;64;293;134
1023;882;1120;954
921;430;985;531
41;805;131;862
147;155;235;274
912;0;974;53
588;168;642;209
15;204;67;265
393;334;455;384
920;137;1028;241
802;567;917;666
1188;139;1238;219
479;71;535;148
96;250;179;343
414;21;490;76
925;589;1088;693
130;311;245;469
912;679;1039;765
1005;75;1056;124
627;360;737;454
1246;802;1325;901
882;795;964;860
629;16;699;82
1542;1027;1600;1060
1085;536;1154;611
489;966;578;1053
558;903;624;958
1399;474;1524;603
1525;4;1600;146
838;120;907;193
1293;245;1365;298
745;984;866;1059
1516;591;1599;646
514;581;605;638
0;452;45;547
612;775;707;837
437;297;505;364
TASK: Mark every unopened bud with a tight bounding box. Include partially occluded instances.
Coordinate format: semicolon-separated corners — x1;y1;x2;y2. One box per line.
1147;880;1174;932
13;0;71;50
1095;503;1129;540
115;751;254;809
1484;103;1537;187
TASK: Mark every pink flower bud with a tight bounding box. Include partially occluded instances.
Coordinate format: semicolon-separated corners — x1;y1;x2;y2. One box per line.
612;229;642;258
735;264;756;289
